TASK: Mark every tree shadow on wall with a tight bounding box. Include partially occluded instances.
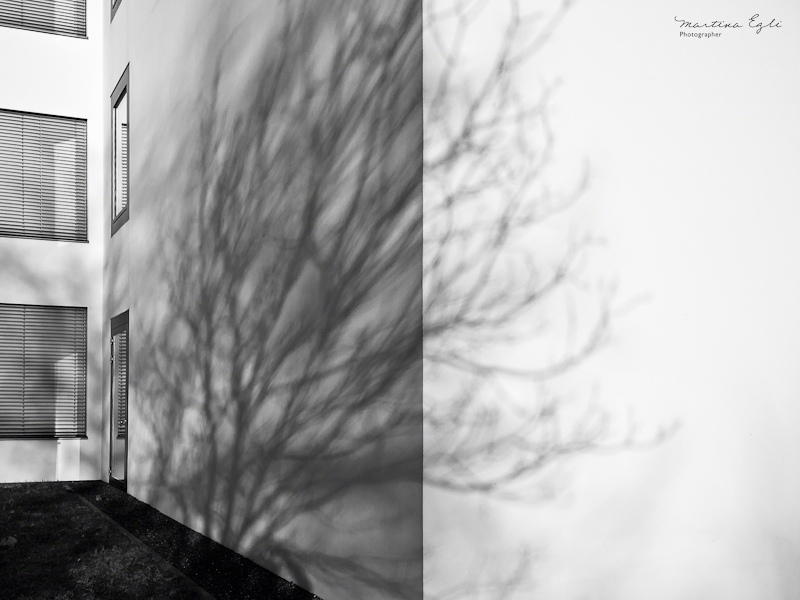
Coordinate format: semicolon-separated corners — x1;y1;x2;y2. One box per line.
134;1;423;598
128;1;672;598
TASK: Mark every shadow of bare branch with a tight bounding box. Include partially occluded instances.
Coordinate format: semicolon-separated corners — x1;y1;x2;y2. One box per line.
132;1;422;598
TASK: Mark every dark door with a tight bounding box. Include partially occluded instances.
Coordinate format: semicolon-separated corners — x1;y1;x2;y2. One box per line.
109;311;128;491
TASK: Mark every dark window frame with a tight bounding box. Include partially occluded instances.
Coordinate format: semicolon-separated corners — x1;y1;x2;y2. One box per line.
0;107;89;243
110;0;122;22
111;65;129;237
109;310;129;492
0;302;88;440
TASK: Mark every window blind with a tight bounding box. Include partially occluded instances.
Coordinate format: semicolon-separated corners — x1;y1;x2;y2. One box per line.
119;122;128;214
0;109;88;242
114;328;127;438
0;0;86;38
0;303;87;438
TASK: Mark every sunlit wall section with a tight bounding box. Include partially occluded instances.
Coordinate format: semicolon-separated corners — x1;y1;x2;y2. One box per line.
0;0;104;483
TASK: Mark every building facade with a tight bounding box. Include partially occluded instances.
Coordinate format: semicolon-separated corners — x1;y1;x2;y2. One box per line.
0;0;103;483
1;1;422;599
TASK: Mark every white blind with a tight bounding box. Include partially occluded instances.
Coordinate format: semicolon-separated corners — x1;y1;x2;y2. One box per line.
114;329;127;438
0;0;86;37
0;303;87;439
0;109;88;242
118;122;128;215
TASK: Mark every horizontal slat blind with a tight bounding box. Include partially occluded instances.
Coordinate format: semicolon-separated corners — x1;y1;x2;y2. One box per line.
0;303;86;438
0;0;86;37
115;329;127;438
0;109;87;242
119;122;128;213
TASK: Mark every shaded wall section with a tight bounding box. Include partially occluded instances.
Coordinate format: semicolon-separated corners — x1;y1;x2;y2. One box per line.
105;1;422;599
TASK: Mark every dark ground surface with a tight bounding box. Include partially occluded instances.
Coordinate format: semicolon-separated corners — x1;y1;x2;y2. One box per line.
0;481;202;600
0;481;320;600
68;481;320;600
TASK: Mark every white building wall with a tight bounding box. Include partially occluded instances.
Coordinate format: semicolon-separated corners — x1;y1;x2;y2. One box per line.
103;1;422;599
0;2;105;482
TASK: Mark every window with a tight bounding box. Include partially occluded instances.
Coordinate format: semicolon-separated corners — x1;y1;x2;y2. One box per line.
0;109;88;242
111;65;129;235
0;303;87;439
111;313;127;438
0;0;86;38
110;310;128;490
110;0;121;22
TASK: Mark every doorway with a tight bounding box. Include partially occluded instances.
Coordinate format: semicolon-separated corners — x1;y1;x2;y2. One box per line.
109;310;128;491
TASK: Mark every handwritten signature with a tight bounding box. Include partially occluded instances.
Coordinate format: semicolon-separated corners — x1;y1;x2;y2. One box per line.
674;15;782;34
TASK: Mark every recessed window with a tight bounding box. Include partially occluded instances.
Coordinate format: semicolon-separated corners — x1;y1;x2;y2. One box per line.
0;0;86;38
0;303;87;439
111;66;129;235
0;108;88;242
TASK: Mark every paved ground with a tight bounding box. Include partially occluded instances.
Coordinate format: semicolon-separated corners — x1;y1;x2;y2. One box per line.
68;481;321;600
1;481;321;600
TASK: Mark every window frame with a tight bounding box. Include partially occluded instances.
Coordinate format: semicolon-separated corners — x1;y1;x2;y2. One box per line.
111;65;130;237
109;310;129;492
